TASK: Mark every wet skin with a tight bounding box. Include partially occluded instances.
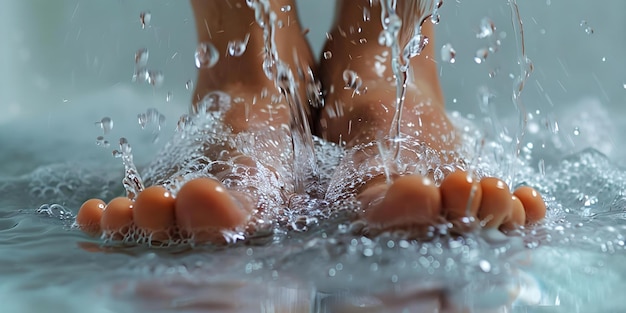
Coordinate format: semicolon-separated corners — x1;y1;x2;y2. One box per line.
76;0;546;244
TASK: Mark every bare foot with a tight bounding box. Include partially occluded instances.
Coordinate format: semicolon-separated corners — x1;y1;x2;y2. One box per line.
76;0;315;245
318;0;546;235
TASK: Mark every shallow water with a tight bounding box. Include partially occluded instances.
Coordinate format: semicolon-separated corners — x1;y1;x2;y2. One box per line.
1;89;626;312
2;1;626;312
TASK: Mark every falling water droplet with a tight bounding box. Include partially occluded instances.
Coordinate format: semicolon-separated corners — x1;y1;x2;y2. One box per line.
573;127;581;136
342;70;367;96
195;42;219;68
474;48;489;64
580;20;594;35
132;68;149;83
137;113;147;129
138;108;166;131
363;6;370;22
430;14;440;25
538;159;546;176
195;90;232;114
140;11;151;29
430;0;443;24
96;136;108;147
134;48;149;67
477;17;496;39
378;30;394;47
166;91;173;102
479;260;492;272
227;33;250;57
96;117;113;134
280;5;291;12
403;34;429;59
440;43;456;64
185;80;193;90
176;114;193;132
146;70;164;87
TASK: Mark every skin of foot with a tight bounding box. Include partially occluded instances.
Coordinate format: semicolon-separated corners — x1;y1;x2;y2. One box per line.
76;0;547;244
76;0;315;244
318;0;546;233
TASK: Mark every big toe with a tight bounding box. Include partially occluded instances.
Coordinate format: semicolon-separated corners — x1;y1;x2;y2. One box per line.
363;175;441;229
175;178;250;243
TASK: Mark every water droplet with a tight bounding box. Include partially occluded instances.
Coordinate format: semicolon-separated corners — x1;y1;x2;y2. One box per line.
328;268;336;277
601;57;606;62
477;17;496;39
138;108;166;131
132;68;149;83
140;11;151;29
342;70;367;96
166;91;173;102
291;215;316;232
195;42;219;68
176;114;193;132
323;51;333;59
195;90;232;114
474;48;489;64
134;48;149;68
430;6;441;25
479;260;491;272
440;43;456;64
227;33;250;57
280;5;291;12
573;127;580;136
262;57;276;79
146;70;164;87
403;34;429;59
580;20;594;35
95;117;113;134
538;159;546;176
363;6;370;22
96;136;110;147
378;30;394;47
185;80;193;90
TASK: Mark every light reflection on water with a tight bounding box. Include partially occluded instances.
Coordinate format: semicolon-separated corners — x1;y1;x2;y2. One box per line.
1;107;626;312
1;0;626;312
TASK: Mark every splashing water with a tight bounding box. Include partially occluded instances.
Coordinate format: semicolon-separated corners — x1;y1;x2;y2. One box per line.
342;70;367;97
194;42;219;69
227;33;250;57
139;11;151;29
112;137;144;200
440;43;456;63
95;117;113;134
378;0;443;167
477;17;496;39
507;0;535;186
134;48;149;68
137;108;167;143
247;0;319;195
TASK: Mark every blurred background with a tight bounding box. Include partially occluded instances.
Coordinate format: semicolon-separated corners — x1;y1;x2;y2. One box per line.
1;0;625;172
